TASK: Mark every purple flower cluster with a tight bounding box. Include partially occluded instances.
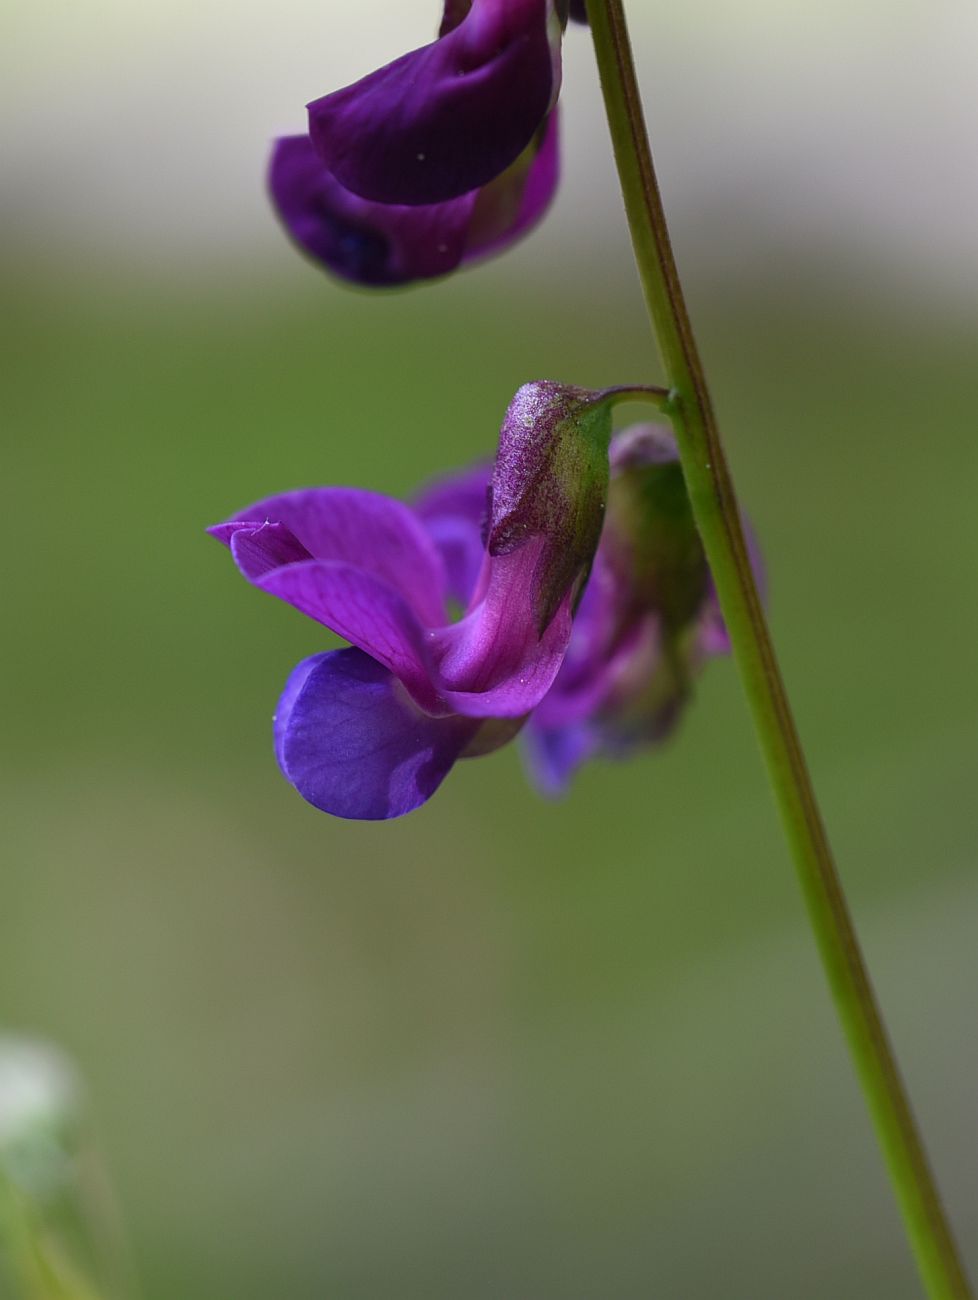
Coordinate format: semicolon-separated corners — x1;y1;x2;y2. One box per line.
211;3;765;819
210;384;739;819
269;0;586;286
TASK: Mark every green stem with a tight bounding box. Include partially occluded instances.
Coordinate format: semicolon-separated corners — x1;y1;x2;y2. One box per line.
584;2;973;1296
603;383;672;411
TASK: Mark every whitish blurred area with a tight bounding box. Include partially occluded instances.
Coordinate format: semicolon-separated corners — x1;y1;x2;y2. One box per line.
2;0;977;297
2;3;977;1300
0;1037;80;1197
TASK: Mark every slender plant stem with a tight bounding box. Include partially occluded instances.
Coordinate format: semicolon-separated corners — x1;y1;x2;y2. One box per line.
604;383;671;410
583;2;973;1296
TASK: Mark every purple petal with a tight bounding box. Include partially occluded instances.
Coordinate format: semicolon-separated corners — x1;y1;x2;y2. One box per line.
414;383;619;718
418;516;487;612
465;111;560;262
216;486;447;628
270;112;558;288
521;718;596;796
207;520;312;580
269;135;479;287
535;591;661;730
256;560;441;711
541;551;618;686
307;0;559;205
413;462;491;528
433;539;575;717
275;649;477;819
413;461;490;607
439;0;472;37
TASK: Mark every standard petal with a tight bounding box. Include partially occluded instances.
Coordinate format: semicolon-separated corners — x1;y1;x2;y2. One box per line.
221;485;448;628
269;135;480;287
307;0;559;205
256;560;440;710
275;649;477;819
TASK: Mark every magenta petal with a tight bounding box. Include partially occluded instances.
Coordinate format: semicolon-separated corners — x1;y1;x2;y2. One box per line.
275;649;476;819
269;135;480;287
224;486;447;628
441;603;571;716
307;0;558;205
257;560;439;711
207;520;312;581
434;541;575;717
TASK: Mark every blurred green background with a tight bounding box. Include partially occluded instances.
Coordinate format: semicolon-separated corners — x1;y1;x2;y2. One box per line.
2;1;977;1296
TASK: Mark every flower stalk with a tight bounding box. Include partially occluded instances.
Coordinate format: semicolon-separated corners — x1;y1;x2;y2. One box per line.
584;1;973;1296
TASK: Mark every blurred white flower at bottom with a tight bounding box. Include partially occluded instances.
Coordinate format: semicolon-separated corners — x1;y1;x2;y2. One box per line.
0;1035;83;1201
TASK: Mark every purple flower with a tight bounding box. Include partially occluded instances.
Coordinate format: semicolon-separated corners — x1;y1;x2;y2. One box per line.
523;424;758;793
269;0;568;287
209;383;619;819
211;397;758;819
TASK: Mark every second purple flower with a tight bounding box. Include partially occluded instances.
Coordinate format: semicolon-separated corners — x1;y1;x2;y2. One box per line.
269;1;580;287
210;382;754;819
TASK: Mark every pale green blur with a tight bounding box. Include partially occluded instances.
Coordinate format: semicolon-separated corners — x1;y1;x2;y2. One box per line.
2;239;976;1298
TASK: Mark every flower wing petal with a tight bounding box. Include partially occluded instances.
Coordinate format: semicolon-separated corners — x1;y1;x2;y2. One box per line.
275;649;476;819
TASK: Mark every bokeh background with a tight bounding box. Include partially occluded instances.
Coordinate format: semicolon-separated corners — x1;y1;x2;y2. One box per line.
2;1;977;1296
